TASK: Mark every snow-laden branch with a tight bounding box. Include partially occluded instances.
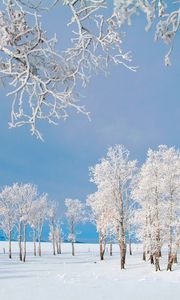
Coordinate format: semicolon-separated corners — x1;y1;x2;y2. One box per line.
0;1;179;138
113;0;180;65
0;0;134;139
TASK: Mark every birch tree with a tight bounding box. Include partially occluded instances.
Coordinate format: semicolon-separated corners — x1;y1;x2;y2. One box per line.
159;146;180;270
29;193;48;257
87;189;116;260
29;200;38;256
65;198;85;256
90;144;137;269
49;219;63;255
48;200;58;256
8;183;23;261
55;222;63;255
36;194;48;257
19;184;38;262
132;149;164;271
0;186;18;258
132;145;180;271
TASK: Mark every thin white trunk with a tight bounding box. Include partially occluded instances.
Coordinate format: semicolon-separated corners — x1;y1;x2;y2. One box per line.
33;228;36;256
23;224;27;262
18;221;22;261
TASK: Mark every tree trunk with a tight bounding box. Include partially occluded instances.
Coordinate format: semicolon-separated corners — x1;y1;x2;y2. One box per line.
53;233;56;255
99;237;106;261
154;252;160;271
56;241;59;254
117;222;126;269
110;241;113;256
56;228;61;254
9;231;12;259
142;243;146;261
57;237;61;254
119;191;126;269
56;234;61;254
129;239;132;255
158;249;162;257
155;189;161;259
58;237;62;254
33;228;36;256
173;252;178;264
168;230;173;262
9;230;12;259
150;253;154;264
119;224;126;269
143;251;146;261
23;224;27;262
174;236;180;263
71;221;75;256
72;241;75;256
100;239;103;260
38;223;42;256
18;222;22;261
119;240;126;269
9;239;12;259
167;255;173;271
38;240;41;256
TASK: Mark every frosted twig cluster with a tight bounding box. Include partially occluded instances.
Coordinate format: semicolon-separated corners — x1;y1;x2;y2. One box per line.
113;0;180;65
0;0;134;139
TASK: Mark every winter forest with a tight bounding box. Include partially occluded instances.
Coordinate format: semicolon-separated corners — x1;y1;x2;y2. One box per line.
1;144;180;273
0;1;180;300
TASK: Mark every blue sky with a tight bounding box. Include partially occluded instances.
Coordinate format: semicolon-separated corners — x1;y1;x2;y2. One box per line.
0;3;180;242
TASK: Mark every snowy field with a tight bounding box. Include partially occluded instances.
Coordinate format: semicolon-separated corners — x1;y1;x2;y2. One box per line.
0;242;180;300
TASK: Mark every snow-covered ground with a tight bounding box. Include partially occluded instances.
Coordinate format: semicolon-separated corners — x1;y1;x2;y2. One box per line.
0;242;180;300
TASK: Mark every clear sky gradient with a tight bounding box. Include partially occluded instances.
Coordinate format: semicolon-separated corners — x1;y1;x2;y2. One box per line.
0;3;180;242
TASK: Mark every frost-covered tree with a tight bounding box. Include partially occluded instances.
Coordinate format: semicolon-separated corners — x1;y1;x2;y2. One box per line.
49;219;63;255
132;145;180;271
29;200;38;257
132;148;164;271
90;144;137;269
55;222;63;255
19;183;38;262
87;189;116;260
7;183;38;262
36;194;48;257
158;146;180;270
0;185;18;258
48;200;59;256
65;198;85;256
0;181;55;260
29;193;48;256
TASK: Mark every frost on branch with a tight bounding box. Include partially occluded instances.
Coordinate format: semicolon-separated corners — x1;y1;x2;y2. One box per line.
113;0;180;65
0;0;134;139
64;0;135;81
0;1;88;140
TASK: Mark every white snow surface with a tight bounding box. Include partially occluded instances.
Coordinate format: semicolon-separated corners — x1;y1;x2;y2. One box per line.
0;242;180;300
